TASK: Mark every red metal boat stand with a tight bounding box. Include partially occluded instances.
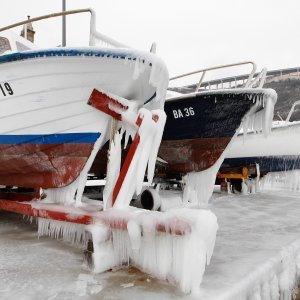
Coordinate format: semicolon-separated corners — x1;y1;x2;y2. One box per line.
0;89;191;236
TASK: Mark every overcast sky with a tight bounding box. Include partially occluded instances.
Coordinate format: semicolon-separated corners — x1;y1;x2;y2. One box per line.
1;0;299;80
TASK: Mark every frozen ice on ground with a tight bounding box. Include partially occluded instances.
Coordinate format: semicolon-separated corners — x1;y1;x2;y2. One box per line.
76;273;103;296
121;282;135;288
199;190;300;300
1;188;300;299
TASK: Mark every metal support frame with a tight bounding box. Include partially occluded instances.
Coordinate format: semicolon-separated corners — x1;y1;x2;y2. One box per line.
88;89;160;206
0;199;190;235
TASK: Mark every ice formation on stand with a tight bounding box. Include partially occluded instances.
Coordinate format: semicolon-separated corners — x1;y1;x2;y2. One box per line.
183;90;277;206
31;56;218;293
38;218;89;245
103;105;166;209
83;92;218;293
90;208;218;294
102;130;122;209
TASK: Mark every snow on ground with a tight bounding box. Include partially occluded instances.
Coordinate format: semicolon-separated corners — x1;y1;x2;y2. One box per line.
200;190;300;299
1;189;300;299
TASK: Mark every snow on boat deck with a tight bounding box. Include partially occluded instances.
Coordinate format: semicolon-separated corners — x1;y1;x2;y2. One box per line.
1;190;300;299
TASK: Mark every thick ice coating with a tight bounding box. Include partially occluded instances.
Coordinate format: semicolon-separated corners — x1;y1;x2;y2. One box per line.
103;105;166;210
89;207;218;294
261;169;300;191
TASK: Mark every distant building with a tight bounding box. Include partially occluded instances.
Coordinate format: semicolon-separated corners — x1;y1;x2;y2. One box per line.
20;16;35;43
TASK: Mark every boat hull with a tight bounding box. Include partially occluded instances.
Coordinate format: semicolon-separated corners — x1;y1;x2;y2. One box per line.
223;156;300;173
0;48;167;188
224;121;300;172
90;90;274;178
158;137;231;174
159;90;268;176
0;133;99;188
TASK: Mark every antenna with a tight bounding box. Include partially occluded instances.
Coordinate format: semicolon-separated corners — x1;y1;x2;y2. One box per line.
62;0;66;46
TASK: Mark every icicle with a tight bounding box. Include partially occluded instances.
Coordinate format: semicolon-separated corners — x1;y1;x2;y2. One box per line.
183;153;227;206
38;218;89;246
102;131;122;210
147;110;167;183
241;89;277;137
261;170;300;192
255;163;261;192
227;181;232;194
241;179;248;195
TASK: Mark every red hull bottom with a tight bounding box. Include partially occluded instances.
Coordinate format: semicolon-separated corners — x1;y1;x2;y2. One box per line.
90;137;231;178
0;143;94;188
158;137;232;175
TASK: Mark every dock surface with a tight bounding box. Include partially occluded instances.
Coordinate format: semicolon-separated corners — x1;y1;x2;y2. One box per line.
0;190;300;299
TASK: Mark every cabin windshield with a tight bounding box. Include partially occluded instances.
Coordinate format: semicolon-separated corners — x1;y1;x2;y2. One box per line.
0;36;11;54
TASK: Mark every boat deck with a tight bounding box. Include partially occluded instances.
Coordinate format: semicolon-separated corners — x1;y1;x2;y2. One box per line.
0;190;300;299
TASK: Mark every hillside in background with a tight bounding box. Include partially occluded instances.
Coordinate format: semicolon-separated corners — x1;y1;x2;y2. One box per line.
264;77;300;121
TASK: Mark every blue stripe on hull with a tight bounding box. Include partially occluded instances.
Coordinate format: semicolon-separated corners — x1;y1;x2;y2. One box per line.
0;132;101;145
0;48;147;65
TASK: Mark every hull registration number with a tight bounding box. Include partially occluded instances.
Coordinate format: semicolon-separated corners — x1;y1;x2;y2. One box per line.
0;82;13;96
172;107;195;119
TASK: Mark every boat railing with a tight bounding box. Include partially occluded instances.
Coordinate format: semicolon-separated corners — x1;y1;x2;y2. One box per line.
0;8;128;49
169;61;269;93
246;68;267;89
285;100;300;124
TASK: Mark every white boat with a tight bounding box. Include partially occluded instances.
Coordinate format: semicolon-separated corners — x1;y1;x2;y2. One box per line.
0;9;168;192
224;100;300;173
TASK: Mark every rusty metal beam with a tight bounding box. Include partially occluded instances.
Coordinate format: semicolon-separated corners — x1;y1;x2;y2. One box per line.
0;199;190;236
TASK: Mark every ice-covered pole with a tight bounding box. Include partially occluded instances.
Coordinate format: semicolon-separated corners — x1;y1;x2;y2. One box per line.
88;89;167;209
112;108;166;209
